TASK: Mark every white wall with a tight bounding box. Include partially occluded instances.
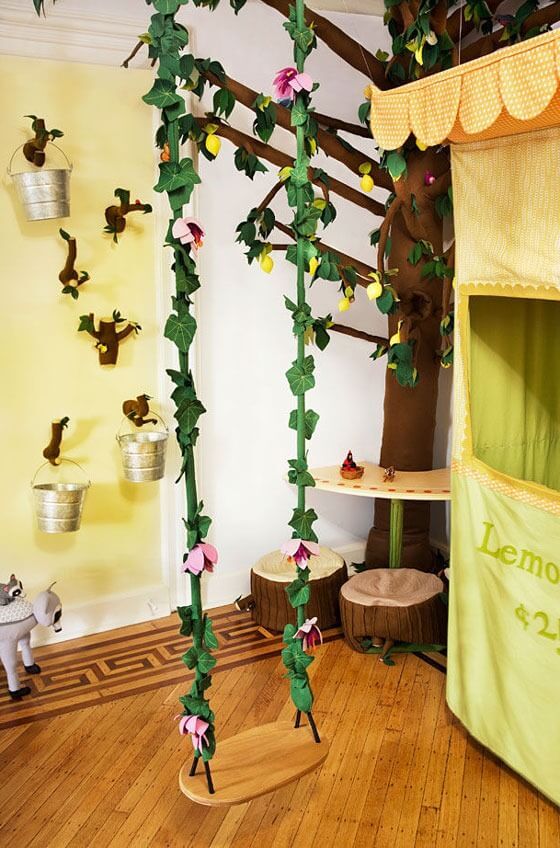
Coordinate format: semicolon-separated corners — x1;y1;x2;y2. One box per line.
180;1;451;605
0;0;452;628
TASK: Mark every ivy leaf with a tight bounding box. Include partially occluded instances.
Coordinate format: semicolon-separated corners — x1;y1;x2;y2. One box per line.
290;99;308;127
283;623;298;643
376;288;396;314
290;678;313;712
153;0;181;11
286;578;311;608
197;650;217;675
176;398;206;434
286;355;315;396
203;618;219;650
288;408;319;439
177;605;193;637
78;314;94;333
386;151;407;181
164;310;197;353
289;507;319;542
155;159;201;199
142;78;183;109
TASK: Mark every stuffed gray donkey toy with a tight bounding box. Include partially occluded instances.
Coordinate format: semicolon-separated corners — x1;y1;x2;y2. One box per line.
0;583;62;700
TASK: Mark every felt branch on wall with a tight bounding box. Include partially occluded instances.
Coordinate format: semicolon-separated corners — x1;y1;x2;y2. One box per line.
22;115;63;167
122;394;158;427
42;417;69;466
58;229;90;299
103;188;153;244
78;310;141;366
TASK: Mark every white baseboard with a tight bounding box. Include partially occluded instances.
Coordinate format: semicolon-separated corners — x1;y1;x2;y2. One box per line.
30;583;171;648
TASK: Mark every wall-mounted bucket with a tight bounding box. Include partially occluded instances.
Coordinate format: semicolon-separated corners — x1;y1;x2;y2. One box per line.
8;142;72;221
117;415;168;483
31;459;90;533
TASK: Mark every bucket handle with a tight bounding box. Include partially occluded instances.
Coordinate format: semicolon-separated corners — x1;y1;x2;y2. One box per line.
116;412;169;441
8;142;73;177
31;458;90;488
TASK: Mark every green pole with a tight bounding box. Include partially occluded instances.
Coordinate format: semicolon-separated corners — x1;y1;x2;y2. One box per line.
389;498;404;568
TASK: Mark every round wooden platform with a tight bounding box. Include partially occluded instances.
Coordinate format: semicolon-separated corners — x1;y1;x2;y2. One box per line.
179;721;329;806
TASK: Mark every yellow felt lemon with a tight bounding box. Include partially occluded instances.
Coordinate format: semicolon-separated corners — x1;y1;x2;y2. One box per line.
389;330;400;346
260;254;274;274
367;281;383;300
360;174;374;193
416;139;428;151
338;297;351;312
309;257;319;276
205;134;221;157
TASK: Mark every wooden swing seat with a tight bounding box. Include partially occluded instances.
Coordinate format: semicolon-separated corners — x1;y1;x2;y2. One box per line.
179;721;329;806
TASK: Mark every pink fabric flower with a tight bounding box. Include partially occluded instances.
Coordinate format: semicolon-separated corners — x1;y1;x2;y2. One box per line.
424;171;436;186
281;538;321;569
177;714;209;752
183;543;218;576
295;616;323;651
273;67;313;102
172;217;205;253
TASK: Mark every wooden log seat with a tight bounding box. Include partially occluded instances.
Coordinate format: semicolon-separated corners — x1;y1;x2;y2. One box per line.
251;547;347;633
339;568;447;653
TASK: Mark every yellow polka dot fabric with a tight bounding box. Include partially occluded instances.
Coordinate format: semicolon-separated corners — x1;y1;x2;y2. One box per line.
367;28;560;149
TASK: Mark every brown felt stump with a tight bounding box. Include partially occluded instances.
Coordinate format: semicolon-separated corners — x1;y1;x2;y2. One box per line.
340;568;447;652
179;721;329;806
251;546;347;632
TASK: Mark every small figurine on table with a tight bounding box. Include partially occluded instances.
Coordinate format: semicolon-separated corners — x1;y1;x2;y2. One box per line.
340;451;364;480
383;466;396;482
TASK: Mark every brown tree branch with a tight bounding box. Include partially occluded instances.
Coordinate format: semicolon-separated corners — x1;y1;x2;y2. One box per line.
274;221;375;284
257;0;389;86
377;197;402;275
314;111;372;138
200;119;386;217
116;324;136;342
204;70;392;190
330;323;388;346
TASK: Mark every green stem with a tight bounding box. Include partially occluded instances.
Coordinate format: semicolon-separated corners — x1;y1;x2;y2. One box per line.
295;0;307;631
389;498;404;568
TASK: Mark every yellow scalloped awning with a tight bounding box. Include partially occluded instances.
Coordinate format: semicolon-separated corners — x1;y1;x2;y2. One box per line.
366;28;560;149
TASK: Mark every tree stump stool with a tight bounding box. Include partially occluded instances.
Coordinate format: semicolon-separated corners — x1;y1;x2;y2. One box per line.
251;547;347;633
340;568;447;655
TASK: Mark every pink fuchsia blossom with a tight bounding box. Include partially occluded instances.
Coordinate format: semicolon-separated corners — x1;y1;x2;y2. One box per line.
281;538;321;569
273;67;313;102
177;714;210;752
172;217;205;253
183;542;218;576
295;616;323;651
424;171;436;186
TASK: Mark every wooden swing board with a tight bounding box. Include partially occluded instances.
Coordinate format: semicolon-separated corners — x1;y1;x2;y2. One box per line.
179;721;329;806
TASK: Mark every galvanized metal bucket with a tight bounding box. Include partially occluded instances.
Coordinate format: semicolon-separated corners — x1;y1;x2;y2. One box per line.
31;460;90;533
8;142;72;221
117;415;168;483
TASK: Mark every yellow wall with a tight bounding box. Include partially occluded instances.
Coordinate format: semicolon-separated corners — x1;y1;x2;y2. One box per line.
0;55;166;609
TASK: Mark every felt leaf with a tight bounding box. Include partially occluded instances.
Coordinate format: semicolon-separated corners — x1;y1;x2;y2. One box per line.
376;288;395;314
290;678;313;712
142;78;183;109
177;605;193;637
283;623;298;643
290;100;308;127
164;310;197;353
289;507;319;542
176;398;206;434
203;618;219;650
182;646;198;669
286;578;311;608
155;159;201;199
197;650;217;675
285;355;315;396
386;151;407;181
153;0;181;11
288;408;320;439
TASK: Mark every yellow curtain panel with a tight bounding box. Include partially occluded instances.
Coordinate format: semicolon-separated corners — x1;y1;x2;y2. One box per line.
368;31;560;804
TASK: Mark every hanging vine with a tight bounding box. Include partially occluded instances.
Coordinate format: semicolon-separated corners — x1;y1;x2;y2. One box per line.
139;0;219;787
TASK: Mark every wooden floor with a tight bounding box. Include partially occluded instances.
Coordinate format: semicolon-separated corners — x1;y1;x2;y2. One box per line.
0;614;558;847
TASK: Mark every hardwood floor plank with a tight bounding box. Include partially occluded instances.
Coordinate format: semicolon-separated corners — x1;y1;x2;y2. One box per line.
0;614;555;848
